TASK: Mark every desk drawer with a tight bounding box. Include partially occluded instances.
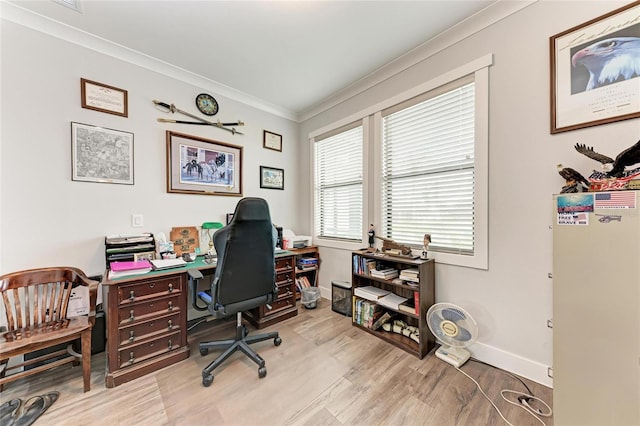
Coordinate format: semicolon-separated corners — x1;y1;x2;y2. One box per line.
118;311;182;347
276;285;294;301
276;272;294;288
118;277;182;305
118;294;182;325
264;297;295;317
118;330;182;369
275;256;294;272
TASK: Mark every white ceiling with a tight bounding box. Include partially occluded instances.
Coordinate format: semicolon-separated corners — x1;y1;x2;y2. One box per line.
7;0;499;119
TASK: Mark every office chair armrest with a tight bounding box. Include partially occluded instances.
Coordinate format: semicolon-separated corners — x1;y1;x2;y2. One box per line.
187;269;209;312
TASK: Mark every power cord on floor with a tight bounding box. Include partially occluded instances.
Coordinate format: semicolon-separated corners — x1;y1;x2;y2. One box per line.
454;362;553;426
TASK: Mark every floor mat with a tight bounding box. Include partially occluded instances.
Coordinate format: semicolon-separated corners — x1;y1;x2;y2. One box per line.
0;392;59;426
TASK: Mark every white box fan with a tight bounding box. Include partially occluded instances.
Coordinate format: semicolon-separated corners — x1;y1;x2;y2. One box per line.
427;303;478;368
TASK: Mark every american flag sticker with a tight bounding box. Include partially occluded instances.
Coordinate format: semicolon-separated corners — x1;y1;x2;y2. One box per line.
594;191;637;209
557;212;589;226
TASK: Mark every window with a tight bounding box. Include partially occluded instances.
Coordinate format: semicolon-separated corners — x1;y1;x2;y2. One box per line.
309;55;490;269
381;77;475;255
313;123;363;242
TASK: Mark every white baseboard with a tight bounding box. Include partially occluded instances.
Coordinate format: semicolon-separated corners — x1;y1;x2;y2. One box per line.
470;341;553;388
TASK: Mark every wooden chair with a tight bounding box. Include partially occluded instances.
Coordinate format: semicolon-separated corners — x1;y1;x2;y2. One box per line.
0;267;98;392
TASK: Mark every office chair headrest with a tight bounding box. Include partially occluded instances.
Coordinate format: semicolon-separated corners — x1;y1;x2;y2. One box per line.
232;197;271;222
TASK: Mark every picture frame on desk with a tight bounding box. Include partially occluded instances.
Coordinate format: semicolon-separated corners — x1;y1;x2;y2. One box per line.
71;122;134;185
134;251;156;261
166;131;243;196
549;2;640;133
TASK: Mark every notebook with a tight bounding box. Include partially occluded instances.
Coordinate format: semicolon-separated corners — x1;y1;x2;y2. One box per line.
110;260;152;272
150;258;187;270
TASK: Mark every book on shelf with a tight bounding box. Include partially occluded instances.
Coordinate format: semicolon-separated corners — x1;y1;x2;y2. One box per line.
295;276;313;291
377;293;408;310
398;298;416;315
371;311;393;331
354;285;390;301
370;269;399;279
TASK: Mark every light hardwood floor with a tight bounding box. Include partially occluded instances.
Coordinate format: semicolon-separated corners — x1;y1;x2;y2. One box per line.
1;301;553;425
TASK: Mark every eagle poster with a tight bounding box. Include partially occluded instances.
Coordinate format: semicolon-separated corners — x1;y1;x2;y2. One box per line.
550;2;640;133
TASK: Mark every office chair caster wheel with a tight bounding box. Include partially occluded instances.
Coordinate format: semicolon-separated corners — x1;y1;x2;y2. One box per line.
258;367;267;378
274;336;282;346
200;348;209;356
202;373;214;387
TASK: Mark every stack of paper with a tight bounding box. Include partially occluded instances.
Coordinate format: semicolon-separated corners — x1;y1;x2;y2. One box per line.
111;260;152;272
354;286;391;301
377;293;408;310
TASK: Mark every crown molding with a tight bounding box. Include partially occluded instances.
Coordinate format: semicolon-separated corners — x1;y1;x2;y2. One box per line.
1;1;298;122
298;0;538;122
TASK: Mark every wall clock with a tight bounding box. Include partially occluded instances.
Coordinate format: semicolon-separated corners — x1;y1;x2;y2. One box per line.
195;93;219;116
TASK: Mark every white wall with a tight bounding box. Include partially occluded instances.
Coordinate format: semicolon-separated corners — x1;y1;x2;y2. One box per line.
0;19;301;278
298;0;639;386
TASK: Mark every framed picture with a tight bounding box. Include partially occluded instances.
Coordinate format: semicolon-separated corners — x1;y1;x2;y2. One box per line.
263;130;282;152
166;131;243;196
71;122;134;185
134;251;156;262
81;78;128;117
550;2;640;133
260;166;284;190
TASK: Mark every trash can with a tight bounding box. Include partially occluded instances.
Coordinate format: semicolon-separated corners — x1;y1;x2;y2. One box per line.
332;280;352;317
300;287;321;309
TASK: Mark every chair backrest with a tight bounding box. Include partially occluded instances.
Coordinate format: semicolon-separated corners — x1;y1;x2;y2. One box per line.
212;198;276;308
0;267;97;341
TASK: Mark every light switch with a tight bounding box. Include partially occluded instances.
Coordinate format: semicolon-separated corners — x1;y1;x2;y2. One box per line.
132;214;144;227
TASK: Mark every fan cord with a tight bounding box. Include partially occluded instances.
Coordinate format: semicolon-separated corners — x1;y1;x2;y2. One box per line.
455;366;552;426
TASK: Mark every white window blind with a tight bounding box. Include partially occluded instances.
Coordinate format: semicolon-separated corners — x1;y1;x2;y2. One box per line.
314;125;363;241
382;80;475;254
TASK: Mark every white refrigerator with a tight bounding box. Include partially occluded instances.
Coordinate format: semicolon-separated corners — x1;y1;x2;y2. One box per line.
553;191;640;426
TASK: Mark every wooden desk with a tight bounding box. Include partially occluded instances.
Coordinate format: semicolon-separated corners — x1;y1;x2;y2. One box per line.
101;253;296;388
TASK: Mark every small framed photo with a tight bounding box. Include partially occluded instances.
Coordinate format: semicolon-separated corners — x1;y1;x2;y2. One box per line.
263;130;282;152
549;2;640;133
81;78;128;117
166;131;243;196
134;251;156;262
260;166;284;190
71;122;134;185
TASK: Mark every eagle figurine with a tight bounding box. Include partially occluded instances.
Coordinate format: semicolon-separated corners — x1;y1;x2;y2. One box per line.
557;164;589;193
575;139;640;178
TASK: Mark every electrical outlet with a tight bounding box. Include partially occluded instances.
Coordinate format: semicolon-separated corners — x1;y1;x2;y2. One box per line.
547;319;553;329
548;367;553;378
132;214;143;227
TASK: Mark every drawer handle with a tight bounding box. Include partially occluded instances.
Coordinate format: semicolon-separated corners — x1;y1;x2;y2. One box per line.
149;282;155;288
129;310;135;321
128;352;135;364
168;283;173;293
168;301;173;311
168;320;173;330
129;330;135;342
168;339;173;350
129;290;135;301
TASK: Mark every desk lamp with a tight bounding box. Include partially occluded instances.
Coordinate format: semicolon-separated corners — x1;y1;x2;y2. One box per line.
202;222;224;255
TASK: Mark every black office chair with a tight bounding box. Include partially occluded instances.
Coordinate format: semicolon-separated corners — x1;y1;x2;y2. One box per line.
188;197;282;387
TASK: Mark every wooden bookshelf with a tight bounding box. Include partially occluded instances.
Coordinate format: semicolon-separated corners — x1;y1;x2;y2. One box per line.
351;251;435;359
288;246;321;300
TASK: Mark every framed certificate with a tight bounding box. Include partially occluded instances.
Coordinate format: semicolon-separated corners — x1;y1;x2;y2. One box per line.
263;130;282;152
81;78;128;117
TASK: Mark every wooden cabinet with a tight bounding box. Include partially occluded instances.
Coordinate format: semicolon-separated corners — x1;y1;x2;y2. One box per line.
103;272;189;388
288;246;321;300
243;254;298;329
351;251;435;359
